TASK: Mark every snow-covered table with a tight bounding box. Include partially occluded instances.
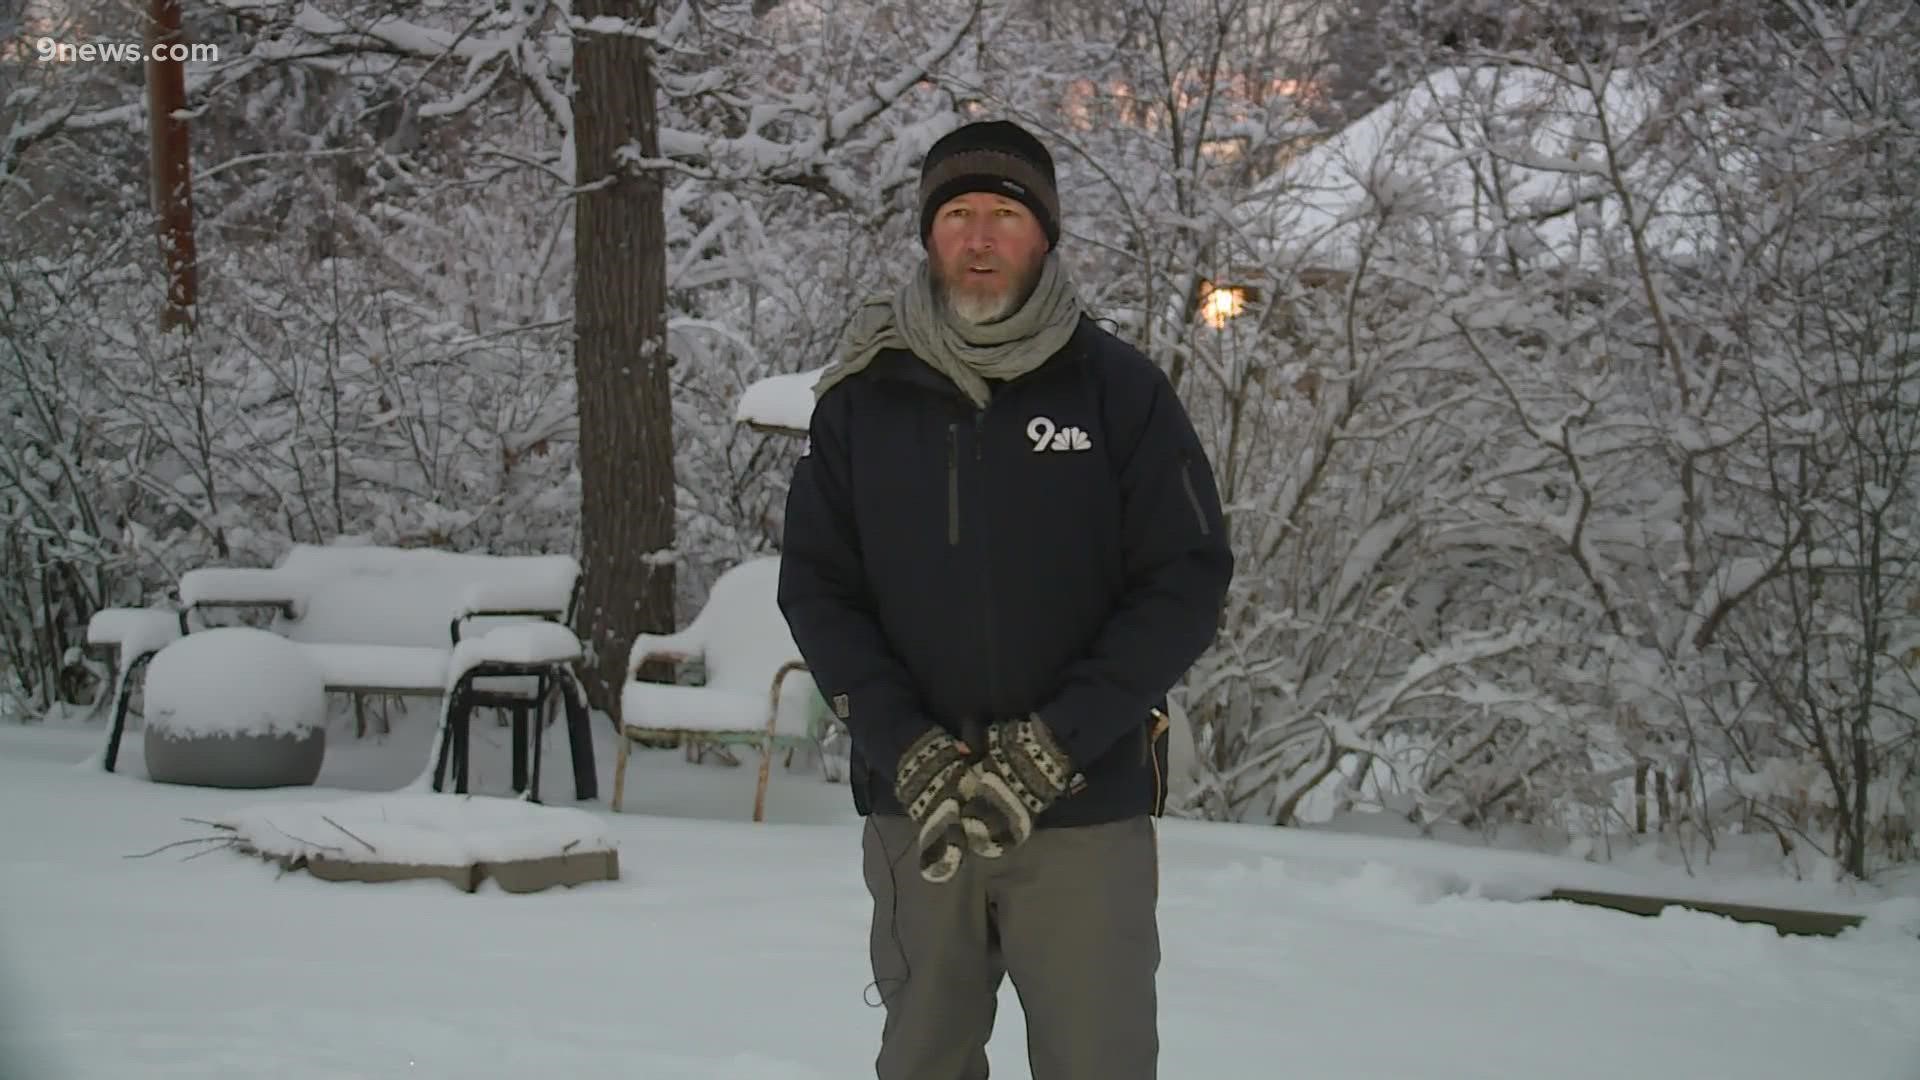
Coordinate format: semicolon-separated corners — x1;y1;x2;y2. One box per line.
90;543;600;803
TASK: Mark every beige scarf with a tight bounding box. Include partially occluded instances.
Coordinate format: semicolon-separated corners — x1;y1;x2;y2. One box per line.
814;251;1084;408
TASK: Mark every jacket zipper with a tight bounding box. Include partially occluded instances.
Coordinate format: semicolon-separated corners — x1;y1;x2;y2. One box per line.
1179;453;1212;536
946;423;960;547
975;409;1002;716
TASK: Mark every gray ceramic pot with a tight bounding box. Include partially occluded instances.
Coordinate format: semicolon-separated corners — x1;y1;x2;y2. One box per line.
145;726;326;789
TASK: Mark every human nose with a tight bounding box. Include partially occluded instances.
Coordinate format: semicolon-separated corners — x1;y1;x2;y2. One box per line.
958;218;993;252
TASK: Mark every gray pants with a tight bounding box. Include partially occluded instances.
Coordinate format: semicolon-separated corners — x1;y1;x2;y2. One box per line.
860;812;1160;1080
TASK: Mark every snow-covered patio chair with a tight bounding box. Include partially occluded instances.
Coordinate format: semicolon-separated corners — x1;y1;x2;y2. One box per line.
613;556;836;822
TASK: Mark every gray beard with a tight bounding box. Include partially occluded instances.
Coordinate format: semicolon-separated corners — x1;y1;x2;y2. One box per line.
936;260;1043;325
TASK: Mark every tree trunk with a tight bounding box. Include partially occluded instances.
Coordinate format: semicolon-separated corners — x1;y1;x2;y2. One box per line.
571;0;676;714
1634;761;1648;833
145;0;196;331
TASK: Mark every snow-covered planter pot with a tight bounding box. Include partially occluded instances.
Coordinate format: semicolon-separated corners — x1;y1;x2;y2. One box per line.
143;627;328;789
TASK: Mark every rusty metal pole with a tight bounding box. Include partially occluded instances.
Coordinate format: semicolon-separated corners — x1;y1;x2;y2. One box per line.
145;0;196;332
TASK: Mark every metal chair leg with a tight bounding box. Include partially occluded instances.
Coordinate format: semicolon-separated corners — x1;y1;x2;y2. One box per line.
511;705;529;793
612;729;631;812
102;650;158;774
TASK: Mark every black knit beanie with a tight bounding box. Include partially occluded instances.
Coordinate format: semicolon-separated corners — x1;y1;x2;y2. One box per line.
918;120;1061;248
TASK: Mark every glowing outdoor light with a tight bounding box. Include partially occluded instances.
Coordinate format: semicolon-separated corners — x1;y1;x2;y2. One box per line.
1199;281;1249;328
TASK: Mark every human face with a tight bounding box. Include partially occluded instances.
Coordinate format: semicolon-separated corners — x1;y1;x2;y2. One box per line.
928;191;1050;325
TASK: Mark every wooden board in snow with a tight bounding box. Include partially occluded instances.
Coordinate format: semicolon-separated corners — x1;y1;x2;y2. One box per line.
214;793;619;893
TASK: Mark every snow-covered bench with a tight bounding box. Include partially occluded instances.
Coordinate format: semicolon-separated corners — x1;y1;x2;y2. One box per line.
613;556;837;821
89;543;600;801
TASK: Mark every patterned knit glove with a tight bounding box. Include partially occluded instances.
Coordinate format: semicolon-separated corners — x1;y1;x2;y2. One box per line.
960;715;1073;859
893;727;972;884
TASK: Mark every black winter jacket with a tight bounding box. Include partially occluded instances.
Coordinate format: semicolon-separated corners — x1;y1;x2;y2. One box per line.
776;316;1233;828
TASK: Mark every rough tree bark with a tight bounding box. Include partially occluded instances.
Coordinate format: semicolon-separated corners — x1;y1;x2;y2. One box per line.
571;0;676;713
146;0;196;331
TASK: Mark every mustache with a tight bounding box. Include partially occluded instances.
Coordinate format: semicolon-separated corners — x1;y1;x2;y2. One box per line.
940;256;1014;280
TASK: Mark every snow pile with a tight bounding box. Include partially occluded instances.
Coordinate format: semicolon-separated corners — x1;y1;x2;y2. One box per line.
735;368;821;434
84;607;183;661
455;558;582;619
144;627;327;739
448;621;583;679
216;792;616;867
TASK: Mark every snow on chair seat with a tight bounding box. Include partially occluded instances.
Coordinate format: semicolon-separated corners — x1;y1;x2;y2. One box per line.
86;607;186;657
449;621;589;670
613;556;835;822
618;682;821;739
95;542;599;803
84;607;187;771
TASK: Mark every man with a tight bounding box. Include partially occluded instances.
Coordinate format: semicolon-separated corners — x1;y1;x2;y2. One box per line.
776;119;1233;1080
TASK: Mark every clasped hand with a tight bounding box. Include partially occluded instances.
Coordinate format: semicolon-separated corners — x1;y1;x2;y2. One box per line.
894;716;1074;884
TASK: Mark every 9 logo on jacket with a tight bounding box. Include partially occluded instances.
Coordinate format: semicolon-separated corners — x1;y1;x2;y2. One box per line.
1026;415;1093;453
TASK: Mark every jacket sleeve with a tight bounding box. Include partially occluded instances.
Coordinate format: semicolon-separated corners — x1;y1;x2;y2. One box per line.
1036;366;1234;768
776;384;938;787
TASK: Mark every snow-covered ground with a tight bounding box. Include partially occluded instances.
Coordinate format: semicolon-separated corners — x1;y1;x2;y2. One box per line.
1;713;1916;1080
